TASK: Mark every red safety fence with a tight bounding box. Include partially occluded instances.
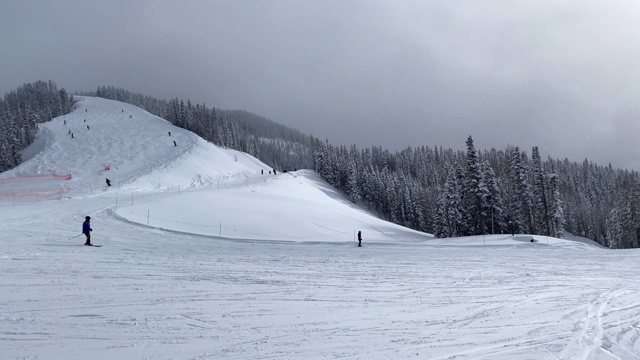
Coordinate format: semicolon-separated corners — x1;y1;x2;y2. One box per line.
0;187;70;201
0;174;73;201
0;174;72;182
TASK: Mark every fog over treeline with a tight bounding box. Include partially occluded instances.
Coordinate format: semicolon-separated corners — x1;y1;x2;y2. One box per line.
1;81;639;249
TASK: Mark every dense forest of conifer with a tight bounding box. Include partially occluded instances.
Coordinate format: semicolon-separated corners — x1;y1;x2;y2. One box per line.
0;81;73;172
2;81;639;249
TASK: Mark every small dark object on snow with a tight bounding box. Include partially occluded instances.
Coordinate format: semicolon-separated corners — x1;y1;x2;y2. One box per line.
87;125;90;130
358;231;362;247
173;140;177;147
130;115;132;118
106;178;111;187
168;131;171;136
530;239;535;243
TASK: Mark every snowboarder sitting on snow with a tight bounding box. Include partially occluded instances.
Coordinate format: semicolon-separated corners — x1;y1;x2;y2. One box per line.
83;216;93;246
358;231;362;247
106;178;111;187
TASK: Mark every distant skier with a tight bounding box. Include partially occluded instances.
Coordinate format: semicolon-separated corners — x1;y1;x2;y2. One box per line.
273;169;277;175
261;169;264;175
168;131;171;136
106;178;111;187
68;129;71;135
87;125;90;130
85;109;87;112
84;119;86;122
173;140;177;147
71;133;74;138
122;109;124;112
64;119;66;125
83;216;93;246
130;115;132;118
358;231;362;247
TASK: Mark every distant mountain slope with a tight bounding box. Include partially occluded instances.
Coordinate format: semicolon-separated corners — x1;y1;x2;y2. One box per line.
0;96;602;248
1;96;268;193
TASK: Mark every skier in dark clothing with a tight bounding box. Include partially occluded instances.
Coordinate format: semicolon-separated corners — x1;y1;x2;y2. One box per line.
71;133;74;138
106;178;111;187
168;131;171;136
87;125;90;130
173;140;177;147
83;216;93;246
358;231;362;247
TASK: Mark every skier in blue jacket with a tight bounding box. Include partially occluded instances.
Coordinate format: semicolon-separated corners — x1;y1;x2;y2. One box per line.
83;216;93;246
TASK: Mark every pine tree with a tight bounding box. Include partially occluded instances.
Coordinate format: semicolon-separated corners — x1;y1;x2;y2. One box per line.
462;136;487;235
531;146;551;236
548;172;564;238
482;161;506;234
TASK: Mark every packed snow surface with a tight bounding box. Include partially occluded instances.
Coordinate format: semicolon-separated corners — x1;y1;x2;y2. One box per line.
1;97;639;359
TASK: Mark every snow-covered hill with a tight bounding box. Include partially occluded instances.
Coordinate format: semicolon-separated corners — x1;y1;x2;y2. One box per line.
1;96;636;360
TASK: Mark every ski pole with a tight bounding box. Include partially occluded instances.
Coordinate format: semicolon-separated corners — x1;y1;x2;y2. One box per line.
68;234;83;240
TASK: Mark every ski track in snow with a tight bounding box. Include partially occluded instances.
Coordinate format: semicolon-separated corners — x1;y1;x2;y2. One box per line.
1;97;640;359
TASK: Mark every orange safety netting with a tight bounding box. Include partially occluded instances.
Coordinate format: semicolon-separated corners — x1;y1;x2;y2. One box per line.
0;174;72;182
0;187;70;200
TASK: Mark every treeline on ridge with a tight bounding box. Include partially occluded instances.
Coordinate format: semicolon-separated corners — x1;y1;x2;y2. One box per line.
1;81;639;249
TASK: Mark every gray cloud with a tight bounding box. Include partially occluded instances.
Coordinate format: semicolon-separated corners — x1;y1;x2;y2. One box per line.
2;0;640;169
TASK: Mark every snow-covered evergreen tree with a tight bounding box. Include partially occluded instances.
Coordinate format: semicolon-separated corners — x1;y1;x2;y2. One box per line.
462;136;487;235
531;146;551;236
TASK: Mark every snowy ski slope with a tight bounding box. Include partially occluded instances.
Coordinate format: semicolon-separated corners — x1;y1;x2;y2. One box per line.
1;96;639;359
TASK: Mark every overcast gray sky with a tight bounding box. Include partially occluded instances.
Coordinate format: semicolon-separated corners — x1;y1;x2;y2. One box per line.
2;0;640;169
